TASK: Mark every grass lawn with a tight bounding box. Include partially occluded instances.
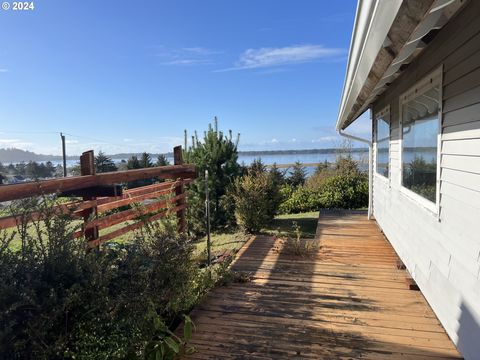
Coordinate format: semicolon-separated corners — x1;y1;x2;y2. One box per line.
4;212;319;257
193;231;250;261
262;211;319;239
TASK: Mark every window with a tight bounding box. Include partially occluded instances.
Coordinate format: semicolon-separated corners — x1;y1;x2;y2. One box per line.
375;107;390;178
400;68;441;204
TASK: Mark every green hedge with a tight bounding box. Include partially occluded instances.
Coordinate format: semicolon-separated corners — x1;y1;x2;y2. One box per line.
279;173;368;214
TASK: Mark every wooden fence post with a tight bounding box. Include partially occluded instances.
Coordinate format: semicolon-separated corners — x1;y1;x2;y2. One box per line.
80;150;99;243
173;146;186;233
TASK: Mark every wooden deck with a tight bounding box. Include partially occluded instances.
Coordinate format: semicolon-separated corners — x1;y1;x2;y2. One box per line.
185;211;462;359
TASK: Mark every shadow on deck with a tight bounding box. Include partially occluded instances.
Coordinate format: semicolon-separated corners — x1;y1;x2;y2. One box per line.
185;210;462;359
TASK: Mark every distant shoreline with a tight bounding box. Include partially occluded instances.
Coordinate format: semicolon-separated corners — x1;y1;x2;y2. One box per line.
0;146;439;163
238;148;368;156
0;147;369;163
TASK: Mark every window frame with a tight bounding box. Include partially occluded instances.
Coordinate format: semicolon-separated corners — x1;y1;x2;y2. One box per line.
398;66;443;215
374;105;391;182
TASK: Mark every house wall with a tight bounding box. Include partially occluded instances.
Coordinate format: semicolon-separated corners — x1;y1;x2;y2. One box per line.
371;1;480;359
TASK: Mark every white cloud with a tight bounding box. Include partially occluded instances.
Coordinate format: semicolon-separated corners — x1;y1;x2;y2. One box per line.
123;138;133;142
155;46;219;66
216;44;345;72
162;59;211;66
311;136;338;143
0;138;34;149
65;139;79;144
0;69;8;73
182;47;220;55
0;138;20;143
270;138;279;143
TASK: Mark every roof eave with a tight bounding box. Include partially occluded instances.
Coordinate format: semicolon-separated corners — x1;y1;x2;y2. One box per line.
336;0;467;131
336;0;403;131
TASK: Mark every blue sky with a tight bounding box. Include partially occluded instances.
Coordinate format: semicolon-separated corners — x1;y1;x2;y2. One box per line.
0;0;369;155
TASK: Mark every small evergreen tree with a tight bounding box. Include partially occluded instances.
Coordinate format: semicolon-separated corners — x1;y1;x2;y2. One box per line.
183;117;241;235
25;161;40;179
127;156;141;169
44;161;56;178
156;154;170;167
288;161;307;187
95;151;117;173
248;158;266;175
269;163;285;187
140;152;153;168
15;162;26;176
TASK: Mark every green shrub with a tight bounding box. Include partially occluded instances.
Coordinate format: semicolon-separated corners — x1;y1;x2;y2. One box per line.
319;174;368;209
232;173;277;233
0;198;211;359
278;185;322;214
279;157;369;214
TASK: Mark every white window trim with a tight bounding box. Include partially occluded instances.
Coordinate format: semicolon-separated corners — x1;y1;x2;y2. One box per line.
398;65;443;216
374;105;391;185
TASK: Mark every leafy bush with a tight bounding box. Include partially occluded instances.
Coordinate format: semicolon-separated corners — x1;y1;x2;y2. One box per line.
247;159;283;219
278;185;322;214
319;174;368;209
232;172;278;233
279;157;368;213
0;198;212;359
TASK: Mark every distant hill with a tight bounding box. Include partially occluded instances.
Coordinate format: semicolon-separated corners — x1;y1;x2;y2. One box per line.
0;148;174;163
0;148;72;163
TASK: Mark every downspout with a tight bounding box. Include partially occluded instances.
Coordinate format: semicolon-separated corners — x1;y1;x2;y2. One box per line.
338;127;373;220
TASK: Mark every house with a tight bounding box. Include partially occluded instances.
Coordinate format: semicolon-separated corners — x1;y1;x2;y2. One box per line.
336;0;480;359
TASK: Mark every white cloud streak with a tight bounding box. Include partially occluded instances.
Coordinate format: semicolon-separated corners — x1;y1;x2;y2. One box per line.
155;46;220;66
216;44;345;72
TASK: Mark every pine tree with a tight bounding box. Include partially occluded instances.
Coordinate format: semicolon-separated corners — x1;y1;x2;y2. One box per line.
288;161;307;188
249;158;266;175
95;151;117;173
45;161;56;178
183;117;241;234
140;152;153;168
127;156;141;169
156;154;170;167
269;163;285;187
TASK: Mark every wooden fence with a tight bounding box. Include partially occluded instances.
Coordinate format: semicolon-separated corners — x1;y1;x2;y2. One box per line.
0;146;197;247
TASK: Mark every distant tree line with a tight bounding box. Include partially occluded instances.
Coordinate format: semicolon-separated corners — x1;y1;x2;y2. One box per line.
0;161;61;183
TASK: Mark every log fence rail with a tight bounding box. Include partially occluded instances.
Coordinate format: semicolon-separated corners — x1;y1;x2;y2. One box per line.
0;146;196;247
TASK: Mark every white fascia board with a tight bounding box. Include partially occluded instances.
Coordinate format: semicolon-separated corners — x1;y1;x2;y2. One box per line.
336;0;403;131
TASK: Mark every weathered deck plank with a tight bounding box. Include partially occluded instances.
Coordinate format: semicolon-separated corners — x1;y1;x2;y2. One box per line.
184;211;462;359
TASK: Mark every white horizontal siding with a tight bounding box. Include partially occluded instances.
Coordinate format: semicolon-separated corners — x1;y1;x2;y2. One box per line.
444;101;480;128
443;85;480;113
441;154;480;174
441;168;480;192
443;120;480;140
371;2;480;359
442;138;480;157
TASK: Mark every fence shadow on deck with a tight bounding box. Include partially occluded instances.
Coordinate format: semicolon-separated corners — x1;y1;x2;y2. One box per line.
185;211;462;359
